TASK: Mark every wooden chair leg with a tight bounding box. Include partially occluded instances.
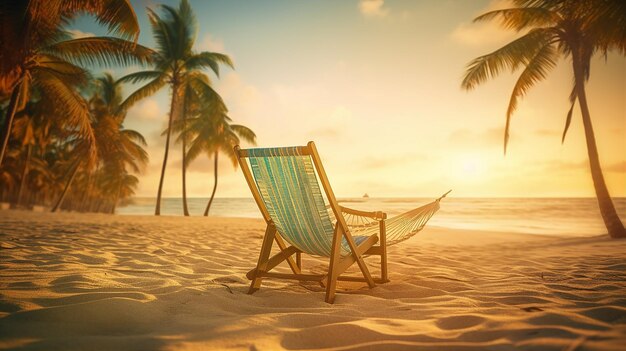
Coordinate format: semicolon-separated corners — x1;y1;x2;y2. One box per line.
325;224;343;303
274;234;301;274
248;224;276;294
380;220;389;283
342;228;375;288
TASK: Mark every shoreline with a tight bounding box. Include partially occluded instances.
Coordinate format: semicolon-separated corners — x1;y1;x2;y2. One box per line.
0;207;611;238
1;210;625;350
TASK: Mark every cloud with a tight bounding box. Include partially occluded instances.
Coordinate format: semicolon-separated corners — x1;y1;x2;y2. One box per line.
217;72;259;107
127;98;163;121
67;29;95;39
358;0;389;18
171;152;237;174
535;129;561;137
214;72;261;128
606;161;626;173
197;34;227;54
448;127;511;148
450;0;520;47
358;152;427;170
307;106;352;140
539;160;588;173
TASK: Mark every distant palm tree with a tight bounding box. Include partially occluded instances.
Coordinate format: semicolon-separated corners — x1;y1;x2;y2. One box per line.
174;84;255;216
91;74;148;175
98;168;139;213
120;0;233;216
50;138;94;212
51;74;148;213
86;74;148;213
10;101;52;207
0;0;153;167
461;0;626;238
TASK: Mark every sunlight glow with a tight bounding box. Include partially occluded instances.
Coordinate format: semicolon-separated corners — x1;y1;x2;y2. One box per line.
455;155;486;182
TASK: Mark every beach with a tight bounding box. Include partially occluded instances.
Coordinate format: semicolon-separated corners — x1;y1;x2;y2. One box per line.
1;210;625;350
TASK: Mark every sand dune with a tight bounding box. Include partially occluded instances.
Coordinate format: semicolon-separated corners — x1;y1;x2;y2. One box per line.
1;210;625;350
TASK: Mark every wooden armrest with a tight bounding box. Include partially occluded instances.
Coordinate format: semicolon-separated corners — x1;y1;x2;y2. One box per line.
339;206;387;220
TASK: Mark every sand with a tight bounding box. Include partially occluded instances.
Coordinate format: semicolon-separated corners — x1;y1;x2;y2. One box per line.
1;210;625;350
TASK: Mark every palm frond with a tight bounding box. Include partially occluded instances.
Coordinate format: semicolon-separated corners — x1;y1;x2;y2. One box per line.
33;54;91;87
219;142;239;167
118;70;165;84
16;72;33;111
185;135;213;164
474;7;560;32
33;69;97;162
230;124;257;144
187;76;227;112
120;129;147;146
562;85;577;144
121;140;148;173
147;8;173;58
165;119;188;139
119;76;167;111
462;28;555;90
503;42;558;153
44;37;155;68
161;1;196;58
63;0;140;42
185;52;234;77
585;0;626;56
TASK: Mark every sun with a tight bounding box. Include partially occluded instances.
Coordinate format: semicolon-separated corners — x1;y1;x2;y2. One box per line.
462;158;480;176
453;154;487;181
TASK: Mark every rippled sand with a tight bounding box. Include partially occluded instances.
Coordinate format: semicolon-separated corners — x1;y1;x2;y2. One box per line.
1;210;625;350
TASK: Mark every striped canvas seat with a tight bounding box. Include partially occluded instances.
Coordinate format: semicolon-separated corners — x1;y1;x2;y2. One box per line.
247;147;370;257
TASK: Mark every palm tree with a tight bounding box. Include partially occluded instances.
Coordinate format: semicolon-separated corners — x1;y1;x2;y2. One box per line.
51;74;148;213
461;0;626;238
120;0;233;216
98;168;139;213
0;0;153;167
10;101;52;207
175;85;255;216
90;74;148;212
50;136;96;212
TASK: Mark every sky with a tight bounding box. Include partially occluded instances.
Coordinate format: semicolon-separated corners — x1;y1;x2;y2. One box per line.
73;0;626;198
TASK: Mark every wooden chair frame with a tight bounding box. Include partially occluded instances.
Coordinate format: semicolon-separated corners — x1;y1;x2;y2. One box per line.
235;141;389;303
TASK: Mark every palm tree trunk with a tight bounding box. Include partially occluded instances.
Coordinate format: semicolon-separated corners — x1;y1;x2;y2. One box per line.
182;113;190;216
0;85;21;167
111;182;122;214
51;161;81;213
155;82;180;215
80;172;93;212
15;144;32;208
573;53;625;238
203;151;219;216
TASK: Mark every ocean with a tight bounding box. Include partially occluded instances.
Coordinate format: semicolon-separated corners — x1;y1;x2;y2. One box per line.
117;197;626;236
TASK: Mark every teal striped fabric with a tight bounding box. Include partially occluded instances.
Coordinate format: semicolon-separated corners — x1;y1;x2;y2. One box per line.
247;147;367;257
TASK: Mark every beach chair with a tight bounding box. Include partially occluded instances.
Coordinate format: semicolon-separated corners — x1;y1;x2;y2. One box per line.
236;142;447;303
235;141;388;303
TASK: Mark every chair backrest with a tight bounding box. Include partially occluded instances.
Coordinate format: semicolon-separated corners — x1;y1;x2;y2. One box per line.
236;142;345;257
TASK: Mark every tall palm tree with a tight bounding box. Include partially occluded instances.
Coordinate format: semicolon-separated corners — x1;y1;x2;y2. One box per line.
120;0;233;216
461;0;626;238
0;0;153;167
175;86;255;216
